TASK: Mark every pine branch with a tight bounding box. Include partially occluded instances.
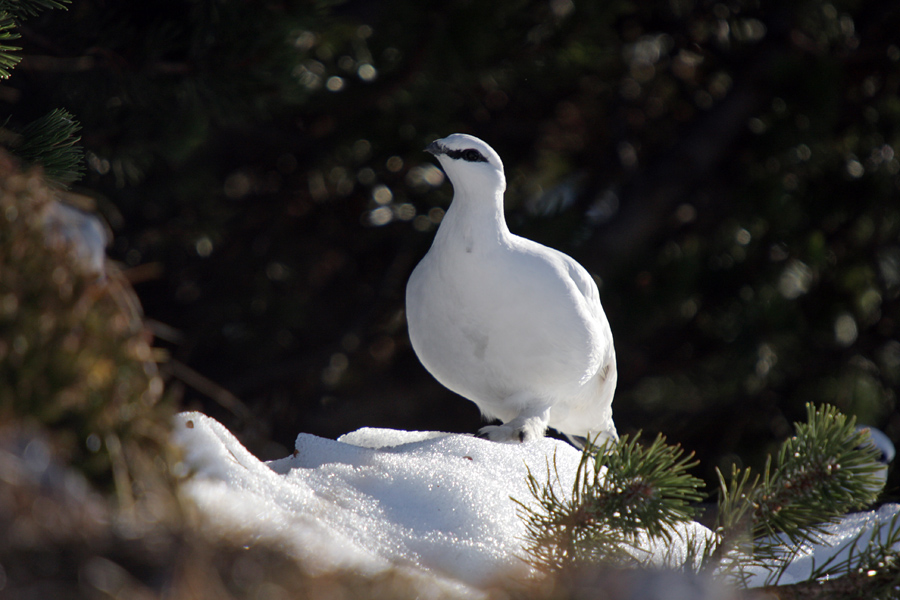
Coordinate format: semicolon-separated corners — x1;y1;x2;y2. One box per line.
514;433;706;571
516;402;891;597
597;434;706;540
0;11;22;79
515;456;639;571
0;0;71;79
760;404;884;542
710;404;886;584
0;0;71;20
9;108;84;185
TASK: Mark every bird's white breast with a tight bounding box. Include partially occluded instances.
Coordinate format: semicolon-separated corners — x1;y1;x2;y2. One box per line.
406;228;611;424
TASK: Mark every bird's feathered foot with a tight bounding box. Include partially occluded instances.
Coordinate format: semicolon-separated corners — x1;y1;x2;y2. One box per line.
476;411;549;443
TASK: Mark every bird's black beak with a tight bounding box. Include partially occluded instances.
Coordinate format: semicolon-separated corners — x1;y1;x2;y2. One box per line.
425;141;445;156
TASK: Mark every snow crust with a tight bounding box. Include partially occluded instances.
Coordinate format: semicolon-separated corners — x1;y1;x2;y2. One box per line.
172;412;898;595
173;413;709;592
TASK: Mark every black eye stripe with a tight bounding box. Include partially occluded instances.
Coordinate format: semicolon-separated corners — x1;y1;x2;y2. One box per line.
446;148;488;163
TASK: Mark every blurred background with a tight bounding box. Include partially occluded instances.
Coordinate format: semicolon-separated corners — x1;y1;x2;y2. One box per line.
6;0;899;494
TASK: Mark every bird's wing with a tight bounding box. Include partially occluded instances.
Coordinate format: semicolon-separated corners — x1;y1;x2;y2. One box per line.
563;253;601;307
503;238;612;374
539;245;603;314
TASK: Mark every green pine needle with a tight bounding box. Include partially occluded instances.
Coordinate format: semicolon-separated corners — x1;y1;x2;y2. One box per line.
711;403;886;582
516;403;889;591
514;433;705;571
0;0;71;19
12;108;85;185
0;1;72;79
0;11;22;79
593;433;706;540
759;404;884;542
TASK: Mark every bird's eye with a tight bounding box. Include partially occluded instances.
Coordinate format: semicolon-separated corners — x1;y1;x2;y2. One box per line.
445;148;488;162
463;149;483;162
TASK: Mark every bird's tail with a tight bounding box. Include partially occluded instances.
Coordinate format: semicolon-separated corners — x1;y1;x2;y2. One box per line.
563;433;587;450
564;429;618;452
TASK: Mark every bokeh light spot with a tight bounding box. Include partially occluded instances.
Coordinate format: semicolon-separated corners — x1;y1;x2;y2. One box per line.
369;206;393;226
358;64;377;81
195;236;213;257
326;76;345;92
779;259;813;299
386;156;404;172
835;313;858;346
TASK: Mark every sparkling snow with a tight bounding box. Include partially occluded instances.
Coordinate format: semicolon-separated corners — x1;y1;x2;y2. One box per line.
172;412;898;596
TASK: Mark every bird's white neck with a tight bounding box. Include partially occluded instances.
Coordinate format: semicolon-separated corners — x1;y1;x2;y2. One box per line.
435;183;510;254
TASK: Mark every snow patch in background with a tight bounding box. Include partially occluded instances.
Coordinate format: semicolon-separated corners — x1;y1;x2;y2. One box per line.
745;503;900;587
42;200;108;277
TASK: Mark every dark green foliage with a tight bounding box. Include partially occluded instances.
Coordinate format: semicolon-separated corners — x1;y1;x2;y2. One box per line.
754;405;882;541
594;433;706;540
6;0;881;479
716;405;882;543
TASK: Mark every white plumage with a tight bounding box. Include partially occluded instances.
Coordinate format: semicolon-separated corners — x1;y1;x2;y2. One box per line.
406;134;618;444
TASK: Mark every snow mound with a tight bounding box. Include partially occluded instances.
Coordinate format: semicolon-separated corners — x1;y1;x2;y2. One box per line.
173;412;898;595
172;412;710;592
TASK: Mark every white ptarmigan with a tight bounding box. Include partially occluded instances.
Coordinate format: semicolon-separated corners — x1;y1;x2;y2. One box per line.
406;133;618;445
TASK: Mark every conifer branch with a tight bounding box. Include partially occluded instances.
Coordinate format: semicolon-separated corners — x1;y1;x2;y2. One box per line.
0;0;82;184
759;404;883;542
596;433;706;540
0;0;71;20
518;403;891;596
0;11;22;79
10;108;84;185
0;0;72;79
514;433;705;571
709;404;886;584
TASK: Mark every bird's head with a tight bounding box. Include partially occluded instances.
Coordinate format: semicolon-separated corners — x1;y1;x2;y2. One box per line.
426;134;506;195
